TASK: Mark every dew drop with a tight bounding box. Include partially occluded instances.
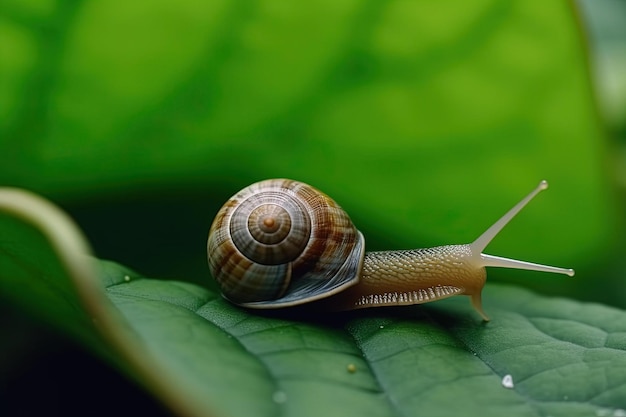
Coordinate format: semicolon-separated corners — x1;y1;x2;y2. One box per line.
501;374;514;389
124;275;131;282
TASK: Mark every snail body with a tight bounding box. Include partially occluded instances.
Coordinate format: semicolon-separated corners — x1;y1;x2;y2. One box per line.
207;179;574;321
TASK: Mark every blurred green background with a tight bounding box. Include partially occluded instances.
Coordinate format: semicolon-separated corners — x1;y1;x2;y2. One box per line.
1;0;625;415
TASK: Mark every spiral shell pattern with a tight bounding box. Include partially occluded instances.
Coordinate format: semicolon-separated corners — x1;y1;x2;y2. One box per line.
207;179;365;307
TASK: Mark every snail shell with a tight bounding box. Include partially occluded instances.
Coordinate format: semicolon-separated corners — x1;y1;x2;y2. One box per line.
207;179;365;307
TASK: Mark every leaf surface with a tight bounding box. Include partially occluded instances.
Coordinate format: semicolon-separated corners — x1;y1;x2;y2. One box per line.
1;188;625;417
105;273;626;417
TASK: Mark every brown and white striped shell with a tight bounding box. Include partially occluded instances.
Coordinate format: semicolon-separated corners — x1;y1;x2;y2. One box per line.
207;179;365;308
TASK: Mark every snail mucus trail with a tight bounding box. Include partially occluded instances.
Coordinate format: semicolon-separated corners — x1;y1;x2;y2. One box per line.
207;179;574;321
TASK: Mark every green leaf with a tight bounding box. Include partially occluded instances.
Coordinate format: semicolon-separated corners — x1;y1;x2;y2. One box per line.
2;188;625;417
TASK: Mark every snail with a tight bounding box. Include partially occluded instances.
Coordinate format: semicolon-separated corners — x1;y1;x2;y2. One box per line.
207;179;574;321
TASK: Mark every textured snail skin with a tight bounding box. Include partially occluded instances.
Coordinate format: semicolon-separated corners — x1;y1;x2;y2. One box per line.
322;245;488;319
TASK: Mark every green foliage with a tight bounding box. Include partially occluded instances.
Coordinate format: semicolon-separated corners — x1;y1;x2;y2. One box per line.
1;1;625;416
